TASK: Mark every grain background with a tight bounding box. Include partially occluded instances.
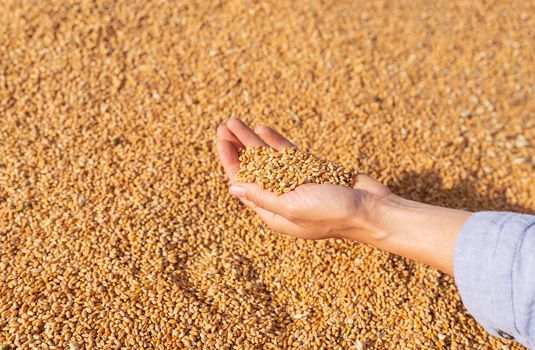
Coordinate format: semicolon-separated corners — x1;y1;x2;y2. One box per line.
0;0;533;349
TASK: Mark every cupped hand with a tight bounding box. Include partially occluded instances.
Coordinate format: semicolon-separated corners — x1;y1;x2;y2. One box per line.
216;118;392;240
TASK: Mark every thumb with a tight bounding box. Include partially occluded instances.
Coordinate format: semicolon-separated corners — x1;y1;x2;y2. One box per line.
229;183;287;215
353;174;391;197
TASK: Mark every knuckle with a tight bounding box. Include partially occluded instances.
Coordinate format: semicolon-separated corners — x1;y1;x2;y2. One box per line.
285;202;301;219
252;192;266;209
256;125;269;133
216;124;226;137
266;223;282;234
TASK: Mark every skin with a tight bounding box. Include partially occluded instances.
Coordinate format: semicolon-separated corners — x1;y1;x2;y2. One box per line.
216;118;472;275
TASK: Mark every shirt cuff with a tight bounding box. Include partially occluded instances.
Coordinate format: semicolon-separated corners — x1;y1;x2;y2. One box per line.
454;212;522;341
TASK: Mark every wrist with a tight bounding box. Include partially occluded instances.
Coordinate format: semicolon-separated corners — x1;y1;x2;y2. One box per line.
342;192;403;243
351;192;472;275
364;193;409;242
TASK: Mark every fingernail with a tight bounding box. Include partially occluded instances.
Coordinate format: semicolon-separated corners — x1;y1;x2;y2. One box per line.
229;185;246;198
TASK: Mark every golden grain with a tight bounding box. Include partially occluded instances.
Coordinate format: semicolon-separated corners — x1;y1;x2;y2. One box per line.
0;0;533;349
237;147;356;194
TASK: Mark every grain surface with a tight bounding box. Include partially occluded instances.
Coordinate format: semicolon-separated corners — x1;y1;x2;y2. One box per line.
0;0;534;349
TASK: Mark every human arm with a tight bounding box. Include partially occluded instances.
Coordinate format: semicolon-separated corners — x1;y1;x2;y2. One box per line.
216;118;535;347
216;118;468;275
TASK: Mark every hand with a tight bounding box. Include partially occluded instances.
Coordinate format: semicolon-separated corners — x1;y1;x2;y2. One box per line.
216;118;392;240
217;118;471;275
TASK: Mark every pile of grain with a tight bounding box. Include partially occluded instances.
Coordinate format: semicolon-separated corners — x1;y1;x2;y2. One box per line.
237;147;355;194
0;0;533;349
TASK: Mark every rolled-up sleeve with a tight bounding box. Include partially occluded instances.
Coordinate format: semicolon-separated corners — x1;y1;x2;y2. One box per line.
454;211;535;348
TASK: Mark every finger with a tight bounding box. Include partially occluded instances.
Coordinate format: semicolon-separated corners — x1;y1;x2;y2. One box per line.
227;118;269;148
216;124;244;151
232;191;304;235
217;139;240;181
255;125;295;150
229;182;293;217
254;206;307;236
236;196;258;210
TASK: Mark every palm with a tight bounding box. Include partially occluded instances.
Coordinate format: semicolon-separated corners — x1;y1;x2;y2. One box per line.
282;184;363;221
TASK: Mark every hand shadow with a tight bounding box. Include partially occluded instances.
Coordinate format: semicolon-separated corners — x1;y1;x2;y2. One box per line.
386;169;534;215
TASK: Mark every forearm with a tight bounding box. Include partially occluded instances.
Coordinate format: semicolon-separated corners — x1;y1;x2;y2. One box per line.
349;197;535;347
350;194;472;275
